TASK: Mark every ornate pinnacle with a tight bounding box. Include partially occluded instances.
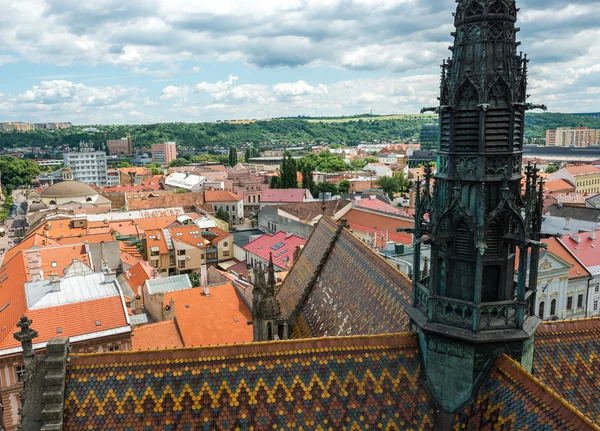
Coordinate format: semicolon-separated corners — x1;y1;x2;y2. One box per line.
13;316;38;361
267;253;276;296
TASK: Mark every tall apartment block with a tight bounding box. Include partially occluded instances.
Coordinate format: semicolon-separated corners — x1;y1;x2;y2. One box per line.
546;127;600;147
63;151;110;187
107;136;133;156
151;142;177;166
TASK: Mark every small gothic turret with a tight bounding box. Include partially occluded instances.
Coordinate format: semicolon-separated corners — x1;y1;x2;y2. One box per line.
402;0;549;413
251;255;287;341
13;316;38;366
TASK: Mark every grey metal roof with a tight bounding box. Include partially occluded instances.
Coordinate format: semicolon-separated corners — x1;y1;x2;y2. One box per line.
546;204;600;223
25;272;120;309
145;274;192;295
542;215;599;235
129;314;149;325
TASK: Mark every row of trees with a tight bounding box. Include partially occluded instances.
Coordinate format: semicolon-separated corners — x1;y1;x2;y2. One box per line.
0;156;41;193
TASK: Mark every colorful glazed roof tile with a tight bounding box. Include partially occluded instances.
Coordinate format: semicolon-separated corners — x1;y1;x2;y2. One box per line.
277;216;339;314
533;317;600;425
277;217;412;338
456;354;598;430
63;333;435;431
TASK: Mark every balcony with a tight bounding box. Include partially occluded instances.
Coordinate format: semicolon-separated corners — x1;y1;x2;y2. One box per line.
414;278;533;332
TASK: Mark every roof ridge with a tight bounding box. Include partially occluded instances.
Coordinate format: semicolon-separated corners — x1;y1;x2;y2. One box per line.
499;354;600;431
536;316;600;336
69;331;418;361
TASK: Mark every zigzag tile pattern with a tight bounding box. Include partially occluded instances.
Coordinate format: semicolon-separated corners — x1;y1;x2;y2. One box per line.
277;217;338;315
295;229;412;338
533;318;600;424
63;334;435;431
455;355;596;430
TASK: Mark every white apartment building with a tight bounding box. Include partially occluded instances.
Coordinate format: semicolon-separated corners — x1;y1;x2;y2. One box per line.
63;151;110;187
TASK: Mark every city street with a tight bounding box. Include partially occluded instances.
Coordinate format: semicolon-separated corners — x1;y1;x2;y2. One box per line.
0;188;27;266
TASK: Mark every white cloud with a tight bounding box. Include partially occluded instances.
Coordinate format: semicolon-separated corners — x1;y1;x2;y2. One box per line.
273;81;328;98
159;85;189;100
191;66;200;73
143;97;157;106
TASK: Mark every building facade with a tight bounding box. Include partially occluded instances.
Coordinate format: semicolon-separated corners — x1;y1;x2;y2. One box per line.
106;137;133;156
63;151;109;186
151;142;177;166
549;164;600;194
546;127;600;147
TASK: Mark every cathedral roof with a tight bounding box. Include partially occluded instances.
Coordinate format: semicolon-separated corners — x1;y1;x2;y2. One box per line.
533;317;600;425
40;180;97;199
62;333;435;430
278;217;413;338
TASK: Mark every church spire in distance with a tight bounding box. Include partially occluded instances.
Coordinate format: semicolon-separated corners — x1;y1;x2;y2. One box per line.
403;0;549;413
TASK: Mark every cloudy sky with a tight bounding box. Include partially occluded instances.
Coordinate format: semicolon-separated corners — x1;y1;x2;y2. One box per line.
0;0;597;124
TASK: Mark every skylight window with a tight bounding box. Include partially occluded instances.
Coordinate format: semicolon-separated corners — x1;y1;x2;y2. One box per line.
51;262;58;268
271;242;285;250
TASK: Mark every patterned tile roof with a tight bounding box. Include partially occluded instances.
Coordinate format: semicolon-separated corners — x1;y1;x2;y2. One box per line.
63;333;435;431
292;226;412;338
277;217;339;315
456;354;598;430
534;317;600;425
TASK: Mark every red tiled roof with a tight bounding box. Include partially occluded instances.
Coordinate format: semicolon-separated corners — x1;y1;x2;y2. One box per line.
0;253;29;346
343;209;413;245
131;319;184;350
204;190;242;202
124;262;154;299
3;234;61;262
548;192;588;205
126;192;204;210
0;296;129;350
170;226;208;248
354;198;412;216
544;237;590;279
165;282;252;346
261;189;309;203
31;244;91;277
545;179;576;193
145;229;169;254
243;231;306;269
560;232;600;267
564;165;600;177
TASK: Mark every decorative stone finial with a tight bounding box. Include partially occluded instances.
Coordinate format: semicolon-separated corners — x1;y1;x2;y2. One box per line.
13;316;38;365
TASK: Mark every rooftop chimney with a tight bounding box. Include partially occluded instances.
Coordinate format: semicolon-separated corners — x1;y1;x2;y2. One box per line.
203;285;210;296
591;230;597;241
103;267;117;284
571;235;582;244
564;217;571;230
50;273;61;292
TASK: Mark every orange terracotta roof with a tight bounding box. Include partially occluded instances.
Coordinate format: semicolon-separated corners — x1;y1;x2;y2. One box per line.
126;192;205;210
3;233;61;262
120;251;141;267
0;296;129;350
134;216;179;232
545;179;576;192
206;226;231;244
343;209;413;245
145;229;169;254
170;226;208;248
29;244;91;277
117;167;151;176
0;253;29;346
165;282;252;347
204;190;242;202
58;233;115;245
564;165;600;177
544;237;590;279
131;319;184;350
123;262;154;300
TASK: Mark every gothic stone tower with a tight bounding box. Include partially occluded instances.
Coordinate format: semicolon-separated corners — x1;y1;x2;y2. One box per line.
252;255;288;342
406;0;548;412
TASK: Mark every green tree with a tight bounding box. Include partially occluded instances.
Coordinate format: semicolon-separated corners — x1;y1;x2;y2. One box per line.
301;163;315;192
280;152;298;188
146;162;163;175
545;165;558;174
375;172;409;200
0;156;41;193
175;188;188;194
270;176;281;189
228;147;238;166
216;207;230;223
116;161;132;168
338;179;351;194
168;158;189;167
189;272;200;287
314;182;339;197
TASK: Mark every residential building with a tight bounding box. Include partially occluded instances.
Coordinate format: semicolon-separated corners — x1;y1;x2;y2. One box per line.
151;142;177;166
560;229;600;316
363;162;393;177
260;189;313;207
258;200;352;239
549;164;600;194
63;150;110;186
145;225;232;276
0;264;130;430
378;154;399;164
534;238;591;320
204;190;244;224
419;123;439;150
244;231;306;271
106;137;133;156
117;166;153;185
231;229;264;261
142;276;252;347
546;127;600;147
164;172;207;192
228;163;269;215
